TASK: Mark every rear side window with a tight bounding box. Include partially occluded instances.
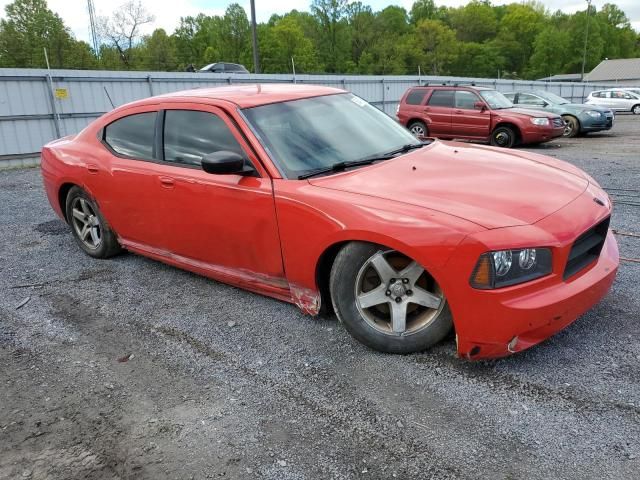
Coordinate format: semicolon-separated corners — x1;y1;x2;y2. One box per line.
104;112;157;160
591;91;602;98
428;90;454;107
163;110;245;166
405;89;428;105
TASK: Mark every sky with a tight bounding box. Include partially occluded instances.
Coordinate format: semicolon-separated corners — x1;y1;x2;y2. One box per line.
1;0;638;43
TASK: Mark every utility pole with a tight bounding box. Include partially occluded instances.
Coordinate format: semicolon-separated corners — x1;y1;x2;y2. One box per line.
87;0;100;57
250;0;261;74
581;0;592;82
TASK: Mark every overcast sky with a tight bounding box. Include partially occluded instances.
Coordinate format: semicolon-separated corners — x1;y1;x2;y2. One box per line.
1;0;638;42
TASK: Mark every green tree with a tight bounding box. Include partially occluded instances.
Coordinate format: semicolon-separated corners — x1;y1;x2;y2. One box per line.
311;0;349;72
414;19;458;75
0;0;91;68
526;26;570;79
448;1;497;43
140;28;177;71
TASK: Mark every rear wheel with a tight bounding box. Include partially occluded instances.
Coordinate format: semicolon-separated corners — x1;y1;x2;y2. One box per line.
632;104;640;115
65;186;122;259
408;120;428;139
562;115;579;137
490;126;516;148
330;242;452;354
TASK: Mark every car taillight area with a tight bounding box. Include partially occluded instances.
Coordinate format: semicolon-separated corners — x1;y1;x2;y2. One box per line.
564;216;610;280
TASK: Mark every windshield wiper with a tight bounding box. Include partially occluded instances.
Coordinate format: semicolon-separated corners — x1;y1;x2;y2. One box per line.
297;158;379;180
297;143;428;180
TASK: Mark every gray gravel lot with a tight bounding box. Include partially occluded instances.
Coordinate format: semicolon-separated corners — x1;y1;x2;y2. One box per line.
1;116;639;480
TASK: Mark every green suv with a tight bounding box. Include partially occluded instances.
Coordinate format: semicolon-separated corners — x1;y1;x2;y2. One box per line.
504;90;614;138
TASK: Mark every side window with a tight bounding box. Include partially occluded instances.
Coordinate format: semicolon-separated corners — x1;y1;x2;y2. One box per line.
427;90;454;107
455;91;478;109
591;91;600;98
104;112;157;160
405;89;428;105
518;93;544;105
503;93;516;102
163;110;245;166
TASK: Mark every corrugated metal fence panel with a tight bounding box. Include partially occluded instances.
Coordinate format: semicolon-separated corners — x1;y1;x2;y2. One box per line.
0;68;635;158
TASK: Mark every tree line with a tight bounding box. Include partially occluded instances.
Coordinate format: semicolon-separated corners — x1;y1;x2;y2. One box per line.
1;0;639;80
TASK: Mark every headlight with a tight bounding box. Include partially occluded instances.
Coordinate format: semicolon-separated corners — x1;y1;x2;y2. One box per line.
583;110;601;118
530;117;549;126
470;248;552;289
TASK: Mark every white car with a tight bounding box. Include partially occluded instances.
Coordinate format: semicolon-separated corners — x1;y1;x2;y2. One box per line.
586;89;640;114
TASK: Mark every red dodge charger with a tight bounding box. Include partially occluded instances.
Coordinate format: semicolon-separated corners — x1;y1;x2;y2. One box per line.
41;85;619;359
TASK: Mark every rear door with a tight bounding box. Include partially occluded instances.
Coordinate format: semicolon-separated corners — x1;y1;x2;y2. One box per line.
452;90;491;139
93;108;166;246
424;90;454;136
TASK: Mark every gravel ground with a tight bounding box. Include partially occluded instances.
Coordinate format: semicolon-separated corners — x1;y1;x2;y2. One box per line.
1;116;639;480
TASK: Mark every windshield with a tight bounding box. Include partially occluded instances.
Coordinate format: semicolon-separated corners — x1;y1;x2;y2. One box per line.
535;90;569;105
479;90;513;109
242;93;421;179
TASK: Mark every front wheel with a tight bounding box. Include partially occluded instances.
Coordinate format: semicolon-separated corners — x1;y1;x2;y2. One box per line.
490;126;516;148
562;115;579;137
330;242;452;354
65;186;122;259
632;104;640;115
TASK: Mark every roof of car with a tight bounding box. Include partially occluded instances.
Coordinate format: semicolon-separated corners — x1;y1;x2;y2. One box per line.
411;85;492;91
152;84;345;108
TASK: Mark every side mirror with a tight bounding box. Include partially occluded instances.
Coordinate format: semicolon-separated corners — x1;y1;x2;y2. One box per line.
474;101;486;111
201;151;247;175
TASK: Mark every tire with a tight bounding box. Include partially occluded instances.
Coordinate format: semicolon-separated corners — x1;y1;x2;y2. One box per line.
329;242;452;354
65;186;122;259
408;120;428;139
562;115;579;138
490;126;516;148
632;104;640;115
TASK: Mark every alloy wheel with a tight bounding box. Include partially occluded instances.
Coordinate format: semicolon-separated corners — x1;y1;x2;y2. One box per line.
354;250;445;335
71;197;102;250
410;124;425;137
563;119;575;136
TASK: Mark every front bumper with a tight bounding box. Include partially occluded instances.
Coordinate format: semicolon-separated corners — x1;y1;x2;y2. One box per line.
580;113;614;132
441;186;618;360
456;232;617;359
520;123;565;144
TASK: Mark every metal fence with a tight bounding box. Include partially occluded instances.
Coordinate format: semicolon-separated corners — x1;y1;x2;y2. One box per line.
0;68;632;167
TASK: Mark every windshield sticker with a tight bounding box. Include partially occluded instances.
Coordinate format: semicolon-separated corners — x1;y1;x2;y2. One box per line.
350;96;367;107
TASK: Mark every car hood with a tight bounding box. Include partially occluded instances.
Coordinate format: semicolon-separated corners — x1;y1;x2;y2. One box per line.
563;103;610;113
308;141;589;229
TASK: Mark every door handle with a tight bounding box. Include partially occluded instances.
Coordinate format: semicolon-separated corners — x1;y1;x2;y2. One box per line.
86;164;99;174
159;176;175;188
454;109;463;114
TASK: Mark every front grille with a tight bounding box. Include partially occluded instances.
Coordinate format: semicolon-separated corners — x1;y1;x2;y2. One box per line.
552;118;564;128
563;216;610;280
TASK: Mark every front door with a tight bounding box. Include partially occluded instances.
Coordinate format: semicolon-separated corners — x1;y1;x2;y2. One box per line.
154;105;286;286
452;90;491;139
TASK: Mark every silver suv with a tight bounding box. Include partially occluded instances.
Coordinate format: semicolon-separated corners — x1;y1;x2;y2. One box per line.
586;89;640;114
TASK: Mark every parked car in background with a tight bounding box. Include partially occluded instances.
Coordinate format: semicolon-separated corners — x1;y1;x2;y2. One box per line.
397;85;564;148
586;89;640;114
504;90;614;138
40;84;618;359
198;62;249;74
